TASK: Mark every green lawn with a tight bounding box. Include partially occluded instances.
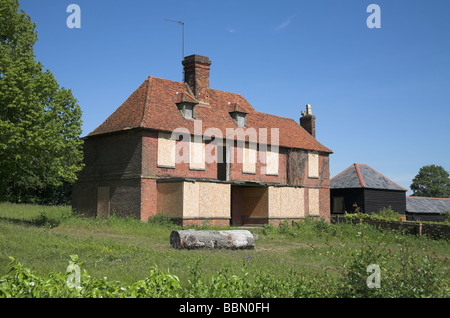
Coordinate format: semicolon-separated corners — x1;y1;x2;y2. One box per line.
0;202;449;297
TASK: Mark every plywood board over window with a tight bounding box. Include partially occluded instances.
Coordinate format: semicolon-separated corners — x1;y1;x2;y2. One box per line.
157;132;175;168
308;152;319;178
268;186;304;219
190;137;205;170
309;188;320;216
243;142;256;174
265;146;279;175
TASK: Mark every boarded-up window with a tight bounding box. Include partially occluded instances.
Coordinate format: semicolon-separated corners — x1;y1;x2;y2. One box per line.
243;142;256;174
309;188;320;216
97;187;110;218
268;186;304;219
308;152;319;178
190;138;205;170
265;146;279;175
157;132;175;168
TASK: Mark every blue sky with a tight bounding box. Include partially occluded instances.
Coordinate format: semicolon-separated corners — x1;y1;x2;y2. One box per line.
19;0;450;194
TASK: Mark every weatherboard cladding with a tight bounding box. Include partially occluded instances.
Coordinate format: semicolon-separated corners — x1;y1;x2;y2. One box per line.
330;164;406;191
363;189;406;214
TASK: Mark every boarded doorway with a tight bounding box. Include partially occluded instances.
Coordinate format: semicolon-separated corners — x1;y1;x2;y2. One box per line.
97;186;110;217
231;186;268;226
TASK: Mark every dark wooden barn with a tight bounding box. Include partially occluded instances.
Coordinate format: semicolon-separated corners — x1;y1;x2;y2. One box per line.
406;196;450;222
330;164;407;215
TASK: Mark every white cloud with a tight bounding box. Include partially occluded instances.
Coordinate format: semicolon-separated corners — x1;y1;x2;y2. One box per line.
275;16;294;31
227;27;236;33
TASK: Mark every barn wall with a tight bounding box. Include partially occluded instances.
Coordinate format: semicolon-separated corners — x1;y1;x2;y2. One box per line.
363;189;406;214
330;188;364;214
406;213;446;222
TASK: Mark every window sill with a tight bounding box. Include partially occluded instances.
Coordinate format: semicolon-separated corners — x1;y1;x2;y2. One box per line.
157;165;176;169
189;168;206;171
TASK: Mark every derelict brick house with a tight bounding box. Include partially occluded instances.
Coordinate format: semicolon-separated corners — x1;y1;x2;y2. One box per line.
72;54;333;226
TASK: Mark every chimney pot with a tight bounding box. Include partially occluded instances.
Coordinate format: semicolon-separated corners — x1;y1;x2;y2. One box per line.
300;104;316;138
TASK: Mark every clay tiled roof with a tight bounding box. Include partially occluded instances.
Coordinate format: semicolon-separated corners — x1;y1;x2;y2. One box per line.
88;76;332;153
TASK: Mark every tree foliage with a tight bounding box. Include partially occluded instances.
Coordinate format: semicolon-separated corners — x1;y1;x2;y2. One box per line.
410;164;450;198
0;0;83;204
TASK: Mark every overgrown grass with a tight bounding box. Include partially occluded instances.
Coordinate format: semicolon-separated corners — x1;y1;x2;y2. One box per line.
0;203;449;298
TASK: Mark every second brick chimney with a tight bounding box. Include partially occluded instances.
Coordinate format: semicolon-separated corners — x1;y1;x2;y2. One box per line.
182;54;211;104
300;104;316;138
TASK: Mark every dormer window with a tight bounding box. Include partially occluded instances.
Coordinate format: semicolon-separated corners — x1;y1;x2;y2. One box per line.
177;102;197;119
231;112;246;127
176;92;198;120
228;102;248;127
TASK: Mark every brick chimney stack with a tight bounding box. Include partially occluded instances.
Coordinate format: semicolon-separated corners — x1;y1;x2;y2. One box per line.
182;54;211;104
300;104;316;138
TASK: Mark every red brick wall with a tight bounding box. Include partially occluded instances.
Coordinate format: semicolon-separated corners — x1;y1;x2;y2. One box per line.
142;130;287;183
75;128;331;222
141;130;218;179
319;188;331;221
285;149;330;219
72;130;142;218
229;144;287;184
140;178;157;221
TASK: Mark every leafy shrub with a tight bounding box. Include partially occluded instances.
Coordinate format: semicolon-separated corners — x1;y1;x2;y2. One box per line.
323;225;449;298
0;256;181;298
378;206;404;221
1;248;448;298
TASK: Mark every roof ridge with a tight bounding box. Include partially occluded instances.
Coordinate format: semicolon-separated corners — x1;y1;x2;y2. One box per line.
254;110;298;121
407;196;450;200
330;164;354;181
138;77;152;128
361;163;407;191
354;163;366;188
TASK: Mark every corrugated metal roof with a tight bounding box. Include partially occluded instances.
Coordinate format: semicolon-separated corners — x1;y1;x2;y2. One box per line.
331;163;406;191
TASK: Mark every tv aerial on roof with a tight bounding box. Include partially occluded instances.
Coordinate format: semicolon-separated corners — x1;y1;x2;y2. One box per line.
164;19;185;61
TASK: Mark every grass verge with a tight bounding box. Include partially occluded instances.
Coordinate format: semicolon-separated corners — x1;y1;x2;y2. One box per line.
0;203;449;297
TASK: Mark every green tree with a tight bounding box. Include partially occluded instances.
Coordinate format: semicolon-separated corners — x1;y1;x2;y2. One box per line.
410;165;450;198
0;0;83;204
